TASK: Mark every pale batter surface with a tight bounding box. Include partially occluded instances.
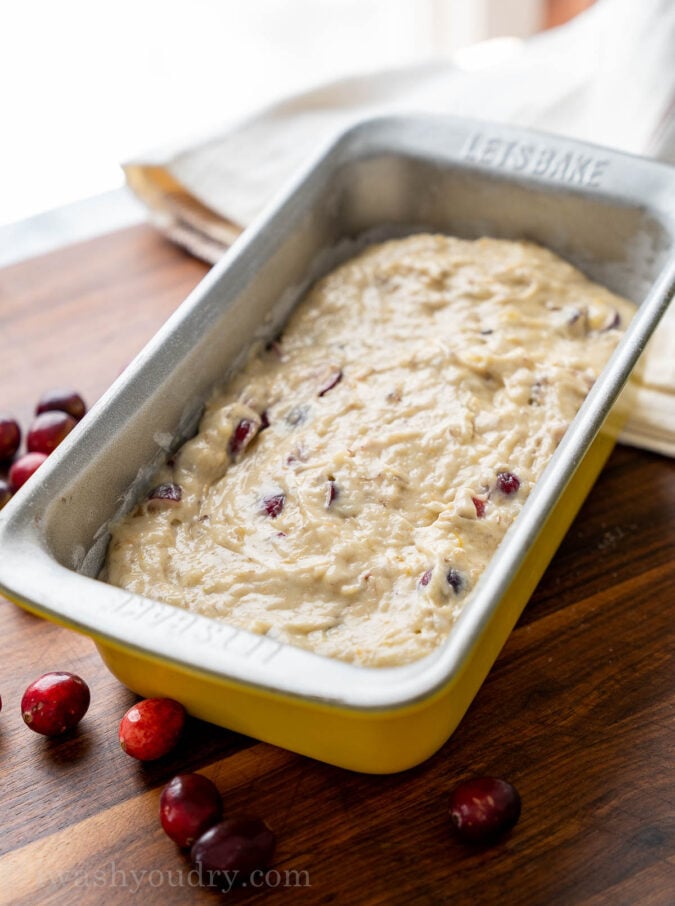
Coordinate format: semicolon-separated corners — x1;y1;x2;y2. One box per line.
104;235;633;666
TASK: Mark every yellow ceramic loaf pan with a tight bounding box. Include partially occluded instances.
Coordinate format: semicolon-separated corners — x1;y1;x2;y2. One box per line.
1;116;673;772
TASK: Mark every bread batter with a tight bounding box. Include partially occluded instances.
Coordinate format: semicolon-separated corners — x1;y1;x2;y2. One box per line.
104;235;633;666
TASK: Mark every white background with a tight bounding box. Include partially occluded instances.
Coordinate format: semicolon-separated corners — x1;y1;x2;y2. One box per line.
0;0;543;227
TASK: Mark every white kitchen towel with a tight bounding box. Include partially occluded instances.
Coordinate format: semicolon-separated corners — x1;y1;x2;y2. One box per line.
124;0;675;456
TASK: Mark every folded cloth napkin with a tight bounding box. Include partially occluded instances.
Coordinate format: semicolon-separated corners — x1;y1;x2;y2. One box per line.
124;0;675;456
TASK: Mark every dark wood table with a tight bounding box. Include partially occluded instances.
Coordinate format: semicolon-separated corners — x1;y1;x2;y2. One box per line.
0;225;673;904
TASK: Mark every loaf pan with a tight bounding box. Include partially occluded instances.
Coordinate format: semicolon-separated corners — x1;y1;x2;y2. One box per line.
0;115;673;772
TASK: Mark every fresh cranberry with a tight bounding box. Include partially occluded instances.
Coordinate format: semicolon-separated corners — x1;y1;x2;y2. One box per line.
9;452;48;491
0;415;21;461
449;777;521;843
318;367;343;397
0;479;11;510
228;418;259;458
21;672;90;736
446;569;464;594
160;774;223;848
36;388;86;421
119;697;186;761
496;472;520;495
260;493;285;518
27;411;77;455
191;816;276;886
472;496;486;518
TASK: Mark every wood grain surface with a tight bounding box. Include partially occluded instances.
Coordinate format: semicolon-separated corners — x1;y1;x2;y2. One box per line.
0;225;673;905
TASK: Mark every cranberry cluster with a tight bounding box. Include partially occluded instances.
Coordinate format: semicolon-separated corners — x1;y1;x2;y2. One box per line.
0;388;86;507
160;774;276;888
5;664;522;890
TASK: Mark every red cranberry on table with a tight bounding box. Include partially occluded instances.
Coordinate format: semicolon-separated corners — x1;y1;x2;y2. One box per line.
21;672;91;736
160;774;223;848
8;452;48;492
36;388;87;422
27;410;77;455
119;697;186;761
448;777;521;843
0;415;21;461
191;816;276;887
